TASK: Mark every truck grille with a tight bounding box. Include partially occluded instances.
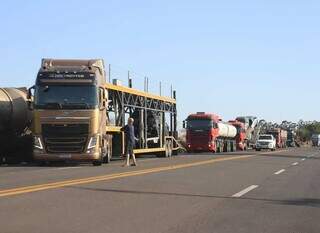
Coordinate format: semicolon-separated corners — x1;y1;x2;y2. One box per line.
42;124;89;153
259;142;269;146
188;131;210;144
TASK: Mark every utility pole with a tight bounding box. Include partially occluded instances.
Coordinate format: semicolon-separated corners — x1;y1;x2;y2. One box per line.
108;64;111;83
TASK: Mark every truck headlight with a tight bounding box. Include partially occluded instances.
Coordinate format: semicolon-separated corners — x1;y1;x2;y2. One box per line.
87;135;98;149
34;136;43;150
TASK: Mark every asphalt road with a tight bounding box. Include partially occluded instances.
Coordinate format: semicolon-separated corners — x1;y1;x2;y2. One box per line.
0;147;319;233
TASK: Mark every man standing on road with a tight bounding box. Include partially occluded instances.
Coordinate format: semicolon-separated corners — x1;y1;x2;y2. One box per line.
121;118;137;167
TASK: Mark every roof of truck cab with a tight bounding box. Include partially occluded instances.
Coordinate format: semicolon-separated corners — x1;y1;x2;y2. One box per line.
228;120;245;128
187;113;221;122
40;59;105;75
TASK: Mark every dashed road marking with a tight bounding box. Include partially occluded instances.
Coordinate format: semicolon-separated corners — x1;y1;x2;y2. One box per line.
301;158;306;161
274;169;286;175
232;185;259;198
292;162;299;166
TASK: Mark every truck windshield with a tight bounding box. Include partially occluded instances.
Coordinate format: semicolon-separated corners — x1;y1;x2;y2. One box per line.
34;85;98;109
187;120;212;130
259;136;272;140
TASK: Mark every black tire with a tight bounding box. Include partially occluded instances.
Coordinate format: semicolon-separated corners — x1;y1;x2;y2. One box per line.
156;141;169;158
93;148;103;166
165;141;170;157
103;136;112;164
217;142;221;153
36;161;47;166
103;151;111;164
256;149;261;151
92;160;102;166
102;135;112;163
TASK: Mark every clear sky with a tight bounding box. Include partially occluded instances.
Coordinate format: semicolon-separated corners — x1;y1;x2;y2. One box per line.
1;0;319;123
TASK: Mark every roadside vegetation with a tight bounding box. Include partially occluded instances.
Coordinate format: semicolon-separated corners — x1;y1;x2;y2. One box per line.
297;121;320;141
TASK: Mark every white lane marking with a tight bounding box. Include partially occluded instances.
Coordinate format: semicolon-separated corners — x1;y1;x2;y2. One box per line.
232;185;259;198
55;167;82;170
274;169;286;175
301;158;306;161
292;162;299;166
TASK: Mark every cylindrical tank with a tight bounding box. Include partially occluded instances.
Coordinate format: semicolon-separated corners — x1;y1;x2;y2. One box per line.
218;122;237;138
0;88;32;134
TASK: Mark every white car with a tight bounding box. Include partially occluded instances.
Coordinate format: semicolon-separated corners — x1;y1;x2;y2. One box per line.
256;134;276;151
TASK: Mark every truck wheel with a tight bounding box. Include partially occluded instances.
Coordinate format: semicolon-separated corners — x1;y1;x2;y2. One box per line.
217;142;221;153
92;160;102;166
103;136;113;164
93;148;103;166
103;148;111;164
36;161;47;166
165;141;170;157
157;141;169;158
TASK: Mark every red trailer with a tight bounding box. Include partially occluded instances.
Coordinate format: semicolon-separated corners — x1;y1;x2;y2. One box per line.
266;128;287;148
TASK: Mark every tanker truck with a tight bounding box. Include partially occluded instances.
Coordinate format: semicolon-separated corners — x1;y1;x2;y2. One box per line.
0;88;33;163
184;112;245;153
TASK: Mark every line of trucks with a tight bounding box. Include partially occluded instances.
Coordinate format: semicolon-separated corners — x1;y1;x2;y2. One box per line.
183;112;291;153
0;58;296;165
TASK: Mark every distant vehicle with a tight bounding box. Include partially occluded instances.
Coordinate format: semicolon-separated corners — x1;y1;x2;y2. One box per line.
287;130;296;147
235;116;261;148
266;128;287;148
311;134;320;147
184;112;247;153
256;134;276;151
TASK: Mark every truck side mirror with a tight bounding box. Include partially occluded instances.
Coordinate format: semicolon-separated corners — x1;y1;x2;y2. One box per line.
182;120;186;129
99;87;106;111
27;86;35;110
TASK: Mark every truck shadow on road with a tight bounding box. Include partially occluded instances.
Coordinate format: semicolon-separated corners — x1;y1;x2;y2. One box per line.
73;186;320;208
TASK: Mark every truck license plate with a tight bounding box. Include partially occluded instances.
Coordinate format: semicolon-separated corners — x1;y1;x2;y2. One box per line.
59;154;72;159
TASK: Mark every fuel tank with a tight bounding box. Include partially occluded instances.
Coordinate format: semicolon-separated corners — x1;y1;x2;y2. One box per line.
218;122;237;138
0;88;32;134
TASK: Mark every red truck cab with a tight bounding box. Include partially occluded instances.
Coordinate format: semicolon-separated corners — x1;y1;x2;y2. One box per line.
185;113;220;152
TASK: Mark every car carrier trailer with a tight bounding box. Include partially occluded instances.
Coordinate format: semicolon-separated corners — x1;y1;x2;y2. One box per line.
30;59;178;166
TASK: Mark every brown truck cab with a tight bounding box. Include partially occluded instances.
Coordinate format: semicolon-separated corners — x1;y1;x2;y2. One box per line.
31;59;108;165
